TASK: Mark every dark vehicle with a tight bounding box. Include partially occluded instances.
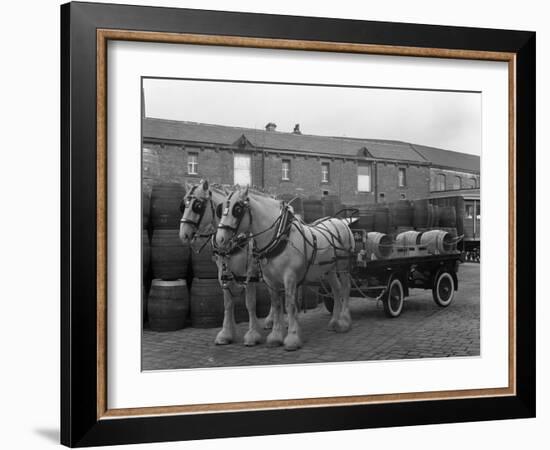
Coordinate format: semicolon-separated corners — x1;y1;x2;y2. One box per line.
429;189;480;262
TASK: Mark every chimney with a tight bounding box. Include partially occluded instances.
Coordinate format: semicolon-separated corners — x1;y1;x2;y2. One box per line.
265;122;277;132
293;123;301;134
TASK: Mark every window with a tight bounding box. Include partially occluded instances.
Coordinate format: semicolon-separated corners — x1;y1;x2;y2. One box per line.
398;168;406;187
281;160;290;181
357;164;371;192
187;153;198;175
466;205;474;219
321;162;330;183
436;173;446;191
470;177;477;189
453;176;462;190
234;153;251;186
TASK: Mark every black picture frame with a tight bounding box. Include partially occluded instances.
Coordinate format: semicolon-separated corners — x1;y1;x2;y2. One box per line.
61;1;536;447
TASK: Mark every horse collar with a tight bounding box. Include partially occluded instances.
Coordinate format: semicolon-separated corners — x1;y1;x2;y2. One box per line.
253;204;294;260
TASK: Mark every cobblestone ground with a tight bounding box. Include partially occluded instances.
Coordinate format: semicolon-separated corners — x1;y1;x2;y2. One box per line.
142;263;480;370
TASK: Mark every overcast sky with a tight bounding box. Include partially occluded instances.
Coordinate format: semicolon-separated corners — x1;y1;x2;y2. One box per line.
143;78;481;156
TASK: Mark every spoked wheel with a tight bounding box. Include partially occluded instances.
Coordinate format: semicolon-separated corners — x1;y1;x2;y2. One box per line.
432;271;455;307
383;277;404;318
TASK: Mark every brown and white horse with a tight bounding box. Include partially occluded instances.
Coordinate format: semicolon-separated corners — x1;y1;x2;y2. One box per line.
215;186;355;351
179;180;270;346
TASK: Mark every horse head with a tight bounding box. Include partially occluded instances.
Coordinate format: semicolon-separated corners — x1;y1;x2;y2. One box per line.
214;185;251;250
178;179;217;243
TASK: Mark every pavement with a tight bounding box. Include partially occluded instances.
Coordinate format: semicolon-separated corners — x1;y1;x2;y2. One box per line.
142;263;480;370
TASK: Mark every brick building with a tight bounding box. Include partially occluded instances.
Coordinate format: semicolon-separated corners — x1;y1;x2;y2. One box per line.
143;118;480;204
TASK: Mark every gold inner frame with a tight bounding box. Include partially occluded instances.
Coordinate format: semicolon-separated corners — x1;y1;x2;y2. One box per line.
96;29;517;420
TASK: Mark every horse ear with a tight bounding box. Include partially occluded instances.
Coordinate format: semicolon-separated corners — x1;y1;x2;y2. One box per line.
202;179;209;191
184;181;193;193
222;186;231;195
242;185;249;197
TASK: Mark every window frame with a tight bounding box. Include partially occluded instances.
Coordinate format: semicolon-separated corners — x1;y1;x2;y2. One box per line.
357;163;372;193
321;162;330;183
398;167;407;188
233;153;252;186
187;152;199;175
436;173;446;191
281;159;291;181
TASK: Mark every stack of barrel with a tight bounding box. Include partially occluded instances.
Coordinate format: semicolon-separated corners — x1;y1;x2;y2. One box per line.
189;233;225;328
147;182;191;332
142;147;159;326
303;197;324;223
301;195;344;223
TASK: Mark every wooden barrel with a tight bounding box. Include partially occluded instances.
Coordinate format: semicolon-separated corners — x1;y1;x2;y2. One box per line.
322;195;343;217
151;229;190;280
142;188;151;229
373;207;390;233
301;286;319;309
190;278;224;328
190;237;218;279
151;183;186;229
142;229;150;277
366;232;393;259
395;230;423;247
413;199;432;229
142;284;148;324
427;204;434;228
148;279;189;331
290;197;304;217
143;147;160;181
438;227;458;237
432;205;440;227
420;230;456;254
439;206;457;228
390;200;413;228
303;199;324;223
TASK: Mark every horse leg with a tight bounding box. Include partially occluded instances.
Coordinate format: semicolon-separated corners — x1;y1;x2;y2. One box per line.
243;283;262;346
263;304;275;329
325;271;344;332
336;272;352;332
283;276;302;351
266;288;285;347
215;286;237;345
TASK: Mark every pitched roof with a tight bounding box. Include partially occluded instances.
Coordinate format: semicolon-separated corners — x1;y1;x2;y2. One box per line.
143;117;479;171
412;143;480;173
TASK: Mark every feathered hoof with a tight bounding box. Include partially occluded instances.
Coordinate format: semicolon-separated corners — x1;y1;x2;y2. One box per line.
266;329;284;347
283;333;302;351
327;319;339;332
244;329;262;346
215;329;235;345
334;319;352;333
263;317;274;330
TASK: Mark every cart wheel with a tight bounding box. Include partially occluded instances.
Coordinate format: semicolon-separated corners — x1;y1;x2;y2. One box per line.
383;277;404;318
432;271;455;307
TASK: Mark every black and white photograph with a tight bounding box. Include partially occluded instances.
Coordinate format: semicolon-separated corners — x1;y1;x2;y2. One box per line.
141;78;481;370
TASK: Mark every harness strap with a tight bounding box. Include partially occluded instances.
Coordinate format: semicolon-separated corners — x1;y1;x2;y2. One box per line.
297;226;317;289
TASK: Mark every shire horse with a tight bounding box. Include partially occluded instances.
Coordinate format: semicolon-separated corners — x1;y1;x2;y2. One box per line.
215;186;355;351
179;179;272;346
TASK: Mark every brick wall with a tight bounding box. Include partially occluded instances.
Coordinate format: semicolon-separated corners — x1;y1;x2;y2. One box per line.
143;143;437;205
430;168;479;192
376;163;430;203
